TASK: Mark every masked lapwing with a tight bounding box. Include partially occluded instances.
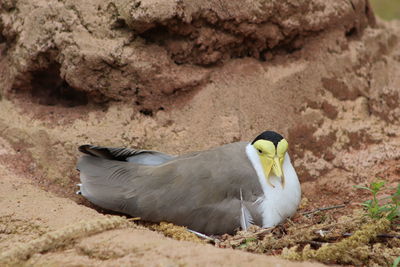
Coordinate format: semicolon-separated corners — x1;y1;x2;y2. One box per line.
76;131;301;235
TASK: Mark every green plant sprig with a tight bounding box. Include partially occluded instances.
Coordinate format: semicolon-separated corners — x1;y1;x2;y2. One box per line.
354;181;400;221
393;256;400;267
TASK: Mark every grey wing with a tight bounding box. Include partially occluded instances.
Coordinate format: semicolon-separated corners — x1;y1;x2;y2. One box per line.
77;142;264;234
77;155;141;213
78;144;174;165
125;143;264;234
126;152;174;165
174;199;263;235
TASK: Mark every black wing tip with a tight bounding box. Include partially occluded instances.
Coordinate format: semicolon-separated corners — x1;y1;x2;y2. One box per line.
78;144;116;160
78;144;93;154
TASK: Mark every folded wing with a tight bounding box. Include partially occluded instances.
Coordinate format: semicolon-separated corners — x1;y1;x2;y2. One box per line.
78;144;174;165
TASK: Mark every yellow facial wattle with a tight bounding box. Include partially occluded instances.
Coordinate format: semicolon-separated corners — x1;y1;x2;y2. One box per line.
253;139;288;187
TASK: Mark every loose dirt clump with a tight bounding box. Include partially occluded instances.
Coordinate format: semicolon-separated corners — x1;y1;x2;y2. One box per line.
321;101;338;120
321;77;360;101
369;86;400;123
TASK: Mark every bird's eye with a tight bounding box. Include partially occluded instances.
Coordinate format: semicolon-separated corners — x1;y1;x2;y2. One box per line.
257;149;262;154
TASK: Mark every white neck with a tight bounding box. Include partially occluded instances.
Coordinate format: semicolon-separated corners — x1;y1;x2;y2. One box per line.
245;143;301;227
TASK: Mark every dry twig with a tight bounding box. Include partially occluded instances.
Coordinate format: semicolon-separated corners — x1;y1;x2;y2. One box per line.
302;204;346;216
343;233;400;239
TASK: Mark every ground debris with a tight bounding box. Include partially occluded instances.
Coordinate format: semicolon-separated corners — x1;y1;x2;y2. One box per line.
214;209;400;266
0;216;131;266
281;218;395;265
148;222;203;243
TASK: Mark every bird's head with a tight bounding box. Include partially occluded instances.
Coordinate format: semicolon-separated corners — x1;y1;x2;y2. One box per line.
251;131;288;187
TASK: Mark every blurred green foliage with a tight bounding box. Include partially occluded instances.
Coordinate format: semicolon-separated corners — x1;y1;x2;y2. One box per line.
370;0;400;20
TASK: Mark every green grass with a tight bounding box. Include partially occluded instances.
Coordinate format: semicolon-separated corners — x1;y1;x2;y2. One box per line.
370;0;400;20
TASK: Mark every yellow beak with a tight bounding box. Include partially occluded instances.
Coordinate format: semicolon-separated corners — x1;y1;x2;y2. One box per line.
260;155;285;188
253;138;288;188
273;156;283;177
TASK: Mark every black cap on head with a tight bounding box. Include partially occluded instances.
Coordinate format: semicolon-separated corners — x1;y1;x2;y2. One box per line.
251;131;284;147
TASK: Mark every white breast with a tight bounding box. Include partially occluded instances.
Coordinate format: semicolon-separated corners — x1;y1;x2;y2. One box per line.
246;144;301;227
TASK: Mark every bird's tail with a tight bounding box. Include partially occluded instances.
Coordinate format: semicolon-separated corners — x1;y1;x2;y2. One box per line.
76;155;135;213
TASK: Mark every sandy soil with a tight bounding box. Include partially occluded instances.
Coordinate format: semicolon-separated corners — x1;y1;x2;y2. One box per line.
0;0;399;266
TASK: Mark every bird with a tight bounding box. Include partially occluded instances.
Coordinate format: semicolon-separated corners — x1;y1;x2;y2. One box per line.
76;131;301;235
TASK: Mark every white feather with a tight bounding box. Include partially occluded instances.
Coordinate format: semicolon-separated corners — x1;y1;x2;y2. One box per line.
240;188;254;231
187;229;215;241
246;143;301;227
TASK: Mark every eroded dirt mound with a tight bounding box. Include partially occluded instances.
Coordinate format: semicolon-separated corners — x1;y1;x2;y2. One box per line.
1;0;374;109
119;0;375;65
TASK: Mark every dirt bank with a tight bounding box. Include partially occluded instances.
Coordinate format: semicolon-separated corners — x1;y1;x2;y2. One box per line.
1;0;374;109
